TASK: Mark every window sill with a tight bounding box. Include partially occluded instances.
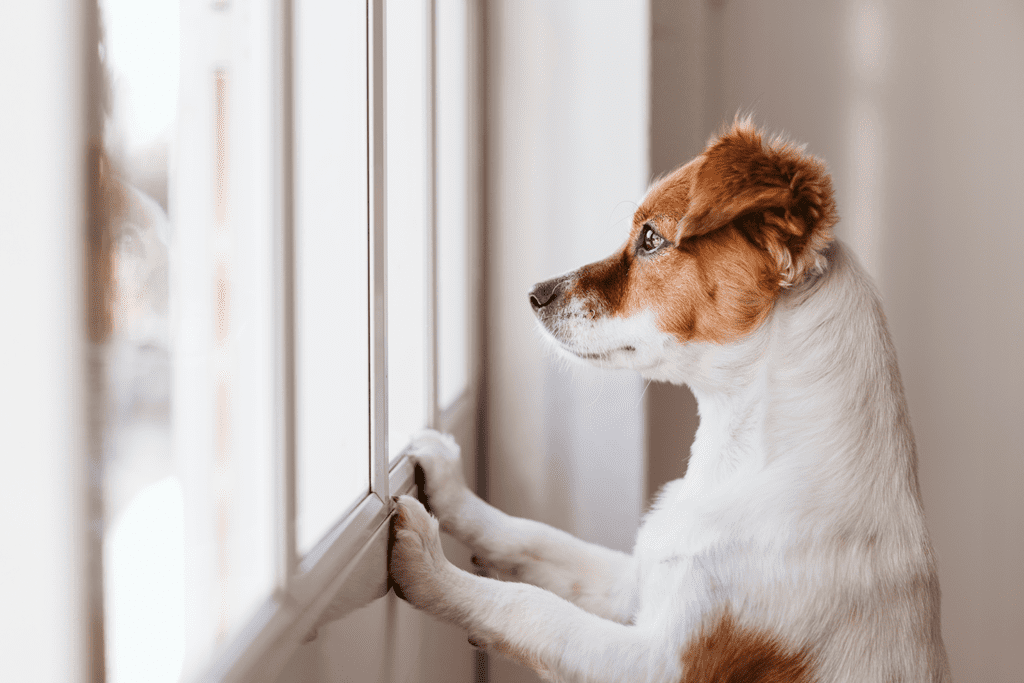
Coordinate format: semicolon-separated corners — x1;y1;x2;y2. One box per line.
205;454;417;683
203;389;476;683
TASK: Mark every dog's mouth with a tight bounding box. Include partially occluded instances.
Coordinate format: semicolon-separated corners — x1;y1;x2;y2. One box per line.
562;344;637;361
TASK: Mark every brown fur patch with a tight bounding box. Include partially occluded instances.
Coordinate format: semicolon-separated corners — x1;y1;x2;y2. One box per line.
568;222;781;344
559;120;837;345
681;612;814;683
632;226;780;343
569;249;632;313
673;121;837;247
639;121;837;260
607;119;837;343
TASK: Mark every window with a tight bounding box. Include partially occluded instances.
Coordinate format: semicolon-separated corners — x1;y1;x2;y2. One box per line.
292;0;372;556
386;0;431;461
92;1;479;681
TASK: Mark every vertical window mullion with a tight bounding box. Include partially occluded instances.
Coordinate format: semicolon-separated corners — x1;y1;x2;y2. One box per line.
369;0;389;502
274;0;298;591
435;0;473;413
427;0;440;429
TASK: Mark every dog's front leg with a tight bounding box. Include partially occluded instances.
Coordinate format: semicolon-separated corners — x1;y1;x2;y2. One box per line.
390;496;679;683
403;431;637;622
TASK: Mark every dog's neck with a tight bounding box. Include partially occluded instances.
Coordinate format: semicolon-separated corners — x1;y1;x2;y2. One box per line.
662;241;919;496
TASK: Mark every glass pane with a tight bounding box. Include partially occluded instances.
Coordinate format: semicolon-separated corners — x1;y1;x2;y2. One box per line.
99;0;279;678
294;0;370;554
436;0;472;409
387;0;431;459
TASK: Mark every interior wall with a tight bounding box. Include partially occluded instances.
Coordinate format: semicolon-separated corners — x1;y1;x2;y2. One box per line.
484;2;650;682
646;1;1023;680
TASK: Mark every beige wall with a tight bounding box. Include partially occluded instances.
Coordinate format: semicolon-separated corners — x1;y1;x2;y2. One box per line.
483;2;650;682
647;1;1024;680
484;0;649;553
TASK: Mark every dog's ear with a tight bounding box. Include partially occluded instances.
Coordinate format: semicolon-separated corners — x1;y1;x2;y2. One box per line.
681;119;839;287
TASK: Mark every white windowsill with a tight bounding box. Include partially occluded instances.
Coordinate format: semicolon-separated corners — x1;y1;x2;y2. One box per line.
203;386;473;683
205;453;417;683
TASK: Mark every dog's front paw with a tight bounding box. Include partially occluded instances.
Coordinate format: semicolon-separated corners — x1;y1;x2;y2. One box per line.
403;430;469;520
389;495;454;612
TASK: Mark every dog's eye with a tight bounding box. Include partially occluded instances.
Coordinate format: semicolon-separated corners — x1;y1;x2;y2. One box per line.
640;225;665;253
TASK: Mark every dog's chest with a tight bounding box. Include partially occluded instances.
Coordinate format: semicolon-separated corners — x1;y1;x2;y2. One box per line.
631;500;720;630
637;502;710;564
631;475;771;629
634;477;741;562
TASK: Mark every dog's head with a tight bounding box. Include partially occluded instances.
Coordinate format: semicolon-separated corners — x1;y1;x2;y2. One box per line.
530;119;838;374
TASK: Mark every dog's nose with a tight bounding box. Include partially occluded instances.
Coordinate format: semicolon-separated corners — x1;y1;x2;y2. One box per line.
529;277;567;311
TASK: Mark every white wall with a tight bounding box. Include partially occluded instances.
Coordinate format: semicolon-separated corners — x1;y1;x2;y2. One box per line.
646;1;1023;680
484;3;649;682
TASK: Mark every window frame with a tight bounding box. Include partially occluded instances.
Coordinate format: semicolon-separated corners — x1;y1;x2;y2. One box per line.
4;0;480;681
195;0;480;680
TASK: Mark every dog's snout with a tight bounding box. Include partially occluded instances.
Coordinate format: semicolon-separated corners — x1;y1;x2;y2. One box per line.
529;277;567;311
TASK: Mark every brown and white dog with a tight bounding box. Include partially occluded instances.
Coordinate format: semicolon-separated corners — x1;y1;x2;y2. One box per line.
389;120;951;682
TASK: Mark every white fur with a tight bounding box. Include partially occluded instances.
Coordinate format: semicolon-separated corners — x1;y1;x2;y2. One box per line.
390;240;951;683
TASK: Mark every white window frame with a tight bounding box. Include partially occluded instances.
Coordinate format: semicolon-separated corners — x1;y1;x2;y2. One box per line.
189;0;480;680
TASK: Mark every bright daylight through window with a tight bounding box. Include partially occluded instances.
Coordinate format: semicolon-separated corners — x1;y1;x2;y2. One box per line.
293;0;370;556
